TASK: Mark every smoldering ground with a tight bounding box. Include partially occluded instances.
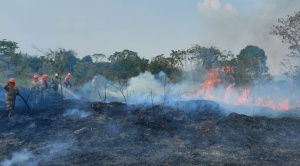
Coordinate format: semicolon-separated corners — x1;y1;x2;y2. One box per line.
1;139;77;166
1;70;300;165
72;70;300;118
2;93;300;165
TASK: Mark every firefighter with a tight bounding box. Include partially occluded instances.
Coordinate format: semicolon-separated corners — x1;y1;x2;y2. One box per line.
64;73;72;88
30;74;41;104
40;74;48;90
92;76;98;88
4;78;20;117
51;73;59;93
40;74;48;100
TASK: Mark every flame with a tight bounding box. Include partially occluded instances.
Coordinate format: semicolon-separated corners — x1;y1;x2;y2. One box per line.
255;98;290;111
194;69;221;100
278;99;290;111
238;88;251;104
183;67;292;111
265;100;276;110
224;83;235;103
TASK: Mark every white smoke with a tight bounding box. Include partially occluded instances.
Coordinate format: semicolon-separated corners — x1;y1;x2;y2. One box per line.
1;140;76;166
63;109;91;118
60;68;300;118
196;0;300;75
1;149;38;166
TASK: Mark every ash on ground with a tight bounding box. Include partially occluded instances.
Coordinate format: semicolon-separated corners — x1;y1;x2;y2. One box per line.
1;95;300;166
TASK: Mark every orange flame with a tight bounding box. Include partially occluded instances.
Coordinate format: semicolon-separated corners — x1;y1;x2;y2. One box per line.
238;88;251;103
224;83;235;103
183;67;292;111
194;69;221;99
255;98;290;111
278;99;290;111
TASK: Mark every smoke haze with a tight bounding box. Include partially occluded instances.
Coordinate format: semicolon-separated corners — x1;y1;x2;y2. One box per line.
196;0;300;75
2;1;299;76
67;69;300;118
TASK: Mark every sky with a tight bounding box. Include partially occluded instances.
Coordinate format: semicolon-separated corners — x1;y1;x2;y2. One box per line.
1;0;299;75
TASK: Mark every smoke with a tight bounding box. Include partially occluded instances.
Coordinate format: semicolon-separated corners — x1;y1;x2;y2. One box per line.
196;0;300;75
72;72;193;104
63;109;91;118
126;71;174;104
1;149;38;166
217;81;300;117
60;85;80;99
74;75;122;102
60;67;300;118
1;140;76;166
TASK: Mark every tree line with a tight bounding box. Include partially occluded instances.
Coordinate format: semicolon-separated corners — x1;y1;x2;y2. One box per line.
0;40;271;87
0;11;299;88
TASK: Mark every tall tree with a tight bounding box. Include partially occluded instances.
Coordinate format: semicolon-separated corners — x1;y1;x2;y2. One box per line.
187;45;224;70
170;50;185;69
270;11;300;54
92;53;106;63
0;39;18;56
0;39;19;70
27;55;43;73
233;45;271;86
148;54;181;82
270;11;300;82
73;62;97;85
81;55;93;63
108;49;148;80
45;48;79;75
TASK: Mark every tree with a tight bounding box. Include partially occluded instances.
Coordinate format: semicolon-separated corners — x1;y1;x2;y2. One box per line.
233;45;271;87
0;39;18;56
148;54;181;82
92;53;106;63
280;51;300;81
0;39;19;71
73;62;97;85
27;55;43;73
170;50;186;69
81;55;93;63
13;52;32;77
108;49;149;80
44;48;79;75
187;45;226;70
270;11;300;54
270;11;300;82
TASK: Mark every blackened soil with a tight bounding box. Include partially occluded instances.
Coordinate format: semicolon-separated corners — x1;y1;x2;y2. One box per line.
1;98;300;166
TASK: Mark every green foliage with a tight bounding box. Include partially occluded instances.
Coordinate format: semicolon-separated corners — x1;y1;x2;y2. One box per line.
107;49;149;80
92;53;106;62
81;55;93;63
0;39;18;56
233;45;271;87
148;54;181;82
0;37;275;89
0;39;20;72
170;50;186;69
13;52;32;77
187;45;223;70
27;56;43;73
73;62;97;85
45;48;79;75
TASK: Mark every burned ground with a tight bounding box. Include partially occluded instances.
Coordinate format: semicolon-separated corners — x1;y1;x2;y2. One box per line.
1;91;300;165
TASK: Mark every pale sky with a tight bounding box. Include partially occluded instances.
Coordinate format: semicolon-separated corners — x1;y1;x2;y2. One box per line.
1;0;299;75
